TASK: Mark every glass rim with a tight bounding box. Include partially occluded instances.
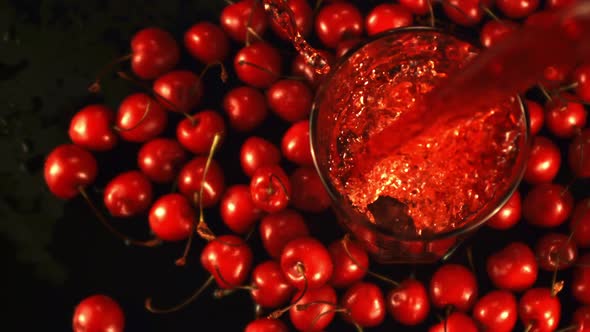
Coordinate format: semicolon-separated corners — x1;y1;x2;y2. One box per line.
309;25;531;242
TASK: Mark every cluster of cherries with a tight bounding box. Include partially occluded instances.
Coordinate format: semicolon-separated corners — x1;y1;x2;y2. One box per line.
42;0;590;331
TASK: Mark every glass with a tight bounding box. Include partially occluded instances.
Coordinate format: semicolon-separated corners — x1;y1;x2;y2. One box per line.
310;27;530;264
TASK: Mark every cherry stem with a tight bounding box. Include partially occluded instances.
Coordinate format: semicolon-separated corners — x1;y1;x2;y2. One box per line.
342;234;399;287
223;0;234;5
428;0;435;27
199;61;228;83
113;99;152;132
309;307;350;332
480;5;502;23
557;81;579;92
88;53;133;93
238;60;280;78
145;275;215;314
268;262;308;319
555;325;582;332
268;173;290;201
441;0;469;19
116;71;185;114
78;187;161;247
314;0;323;14
538;83;554;102
524;324;533;332
466;245;476;274
245;0;258;46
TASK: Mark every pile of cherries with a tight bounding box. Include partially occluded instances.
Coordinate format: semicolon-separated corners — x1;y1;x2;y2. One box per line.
43;0;590;331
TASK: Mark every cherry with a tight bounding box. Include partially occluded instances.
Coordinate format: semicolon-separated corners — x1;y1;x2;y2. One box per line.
429;264;478;312
116;93;167;143
429;312;478;332
220;0;267;43
399;0;431;15
315;2;363;49
259;209;309;258
176;110;226;154
282;120;313;166
523;183;574;228
442;0;483;26
573;306;590;331
574;64;590;103
69;105;117;151
201;235;253;289
153;70;202;114
527;99;545;136
291;50;333;88
289;285;337;332
220;184;262;235
290;167;331;213
572;253;590;304
130;27;179;80
44;144;97;199
269;0;312;40
266;79;313;123
543;65;571;88
328;238;368;288
524;136;562;184
240;136;281;177
250;165;291;213
480;20;518;48
365;4;413;36
340;282;386;327
571;199;590;248
387;279;430;326
472;290;518;332
535;232;578;271
148;193;194;241
234;42;281;89
545;97;587;138
335;38;361;58
251;260;295;309
569;129;590;178
496;0;540;19
486;242;538;291
488;190;521;230
137;138;187;184
178;156;225;208
184;22;229;64
280;236;333;290
245;318;288;332
519;288;561;332
72;294;124;332
223;86;268;132
546;0;576;10
103;170;153;218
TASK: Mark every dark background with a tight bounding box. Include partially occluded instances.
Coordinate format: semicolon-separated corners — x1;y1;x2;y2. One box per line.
1;0;587;331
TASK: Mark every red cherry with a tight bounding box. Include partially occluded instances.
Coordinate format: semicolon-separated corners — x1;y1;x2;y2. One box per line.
289;285;337;332
387;279;430;326
571;199;590;248
497;0;540;18
569;129;590;178
250;165;291;213
220;184;262;235
73;294;124;332
480;20;518;48
291;50;334;88
148;193;194;241
573;306;590;331
116;93;167;143
269;0;312;40
535;232;578;271
259;209;309;258
245;318;288;332
104;171;153;218
223;86;268;132
574;64;590;103
201;235;253;289
399;0;431;15
178;156;225;208
429;312;478;332
341;282;385;327
266;79;313;123
487;190;521;230
184;22;229;64
545;98;587;138
234;42;281;88
472;290;518;332
543;65;570;88
524;136;562;184
69;105;117;151
328;238;368;288
282;120;313;166
523;183;574;228
240;136;281;177
572;254;590;304
280;237;333;289
442;0;483;26
153;70;202;114
429;264;478;312
137;138;187;184
290;167;331;213
220;0;267;43
44;144;97;199
486;242;538;291
251;260;295;308
546;0;576;10
315;3;363;48
527;99;545;136
519;288;561;332
176;110;226;154
335;38;361;58
130;27;179;80
365;4;413;36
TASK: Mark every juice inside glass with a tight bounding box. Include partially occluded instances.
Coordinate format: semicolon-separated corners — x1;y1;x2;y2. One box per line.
310;27;530;263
